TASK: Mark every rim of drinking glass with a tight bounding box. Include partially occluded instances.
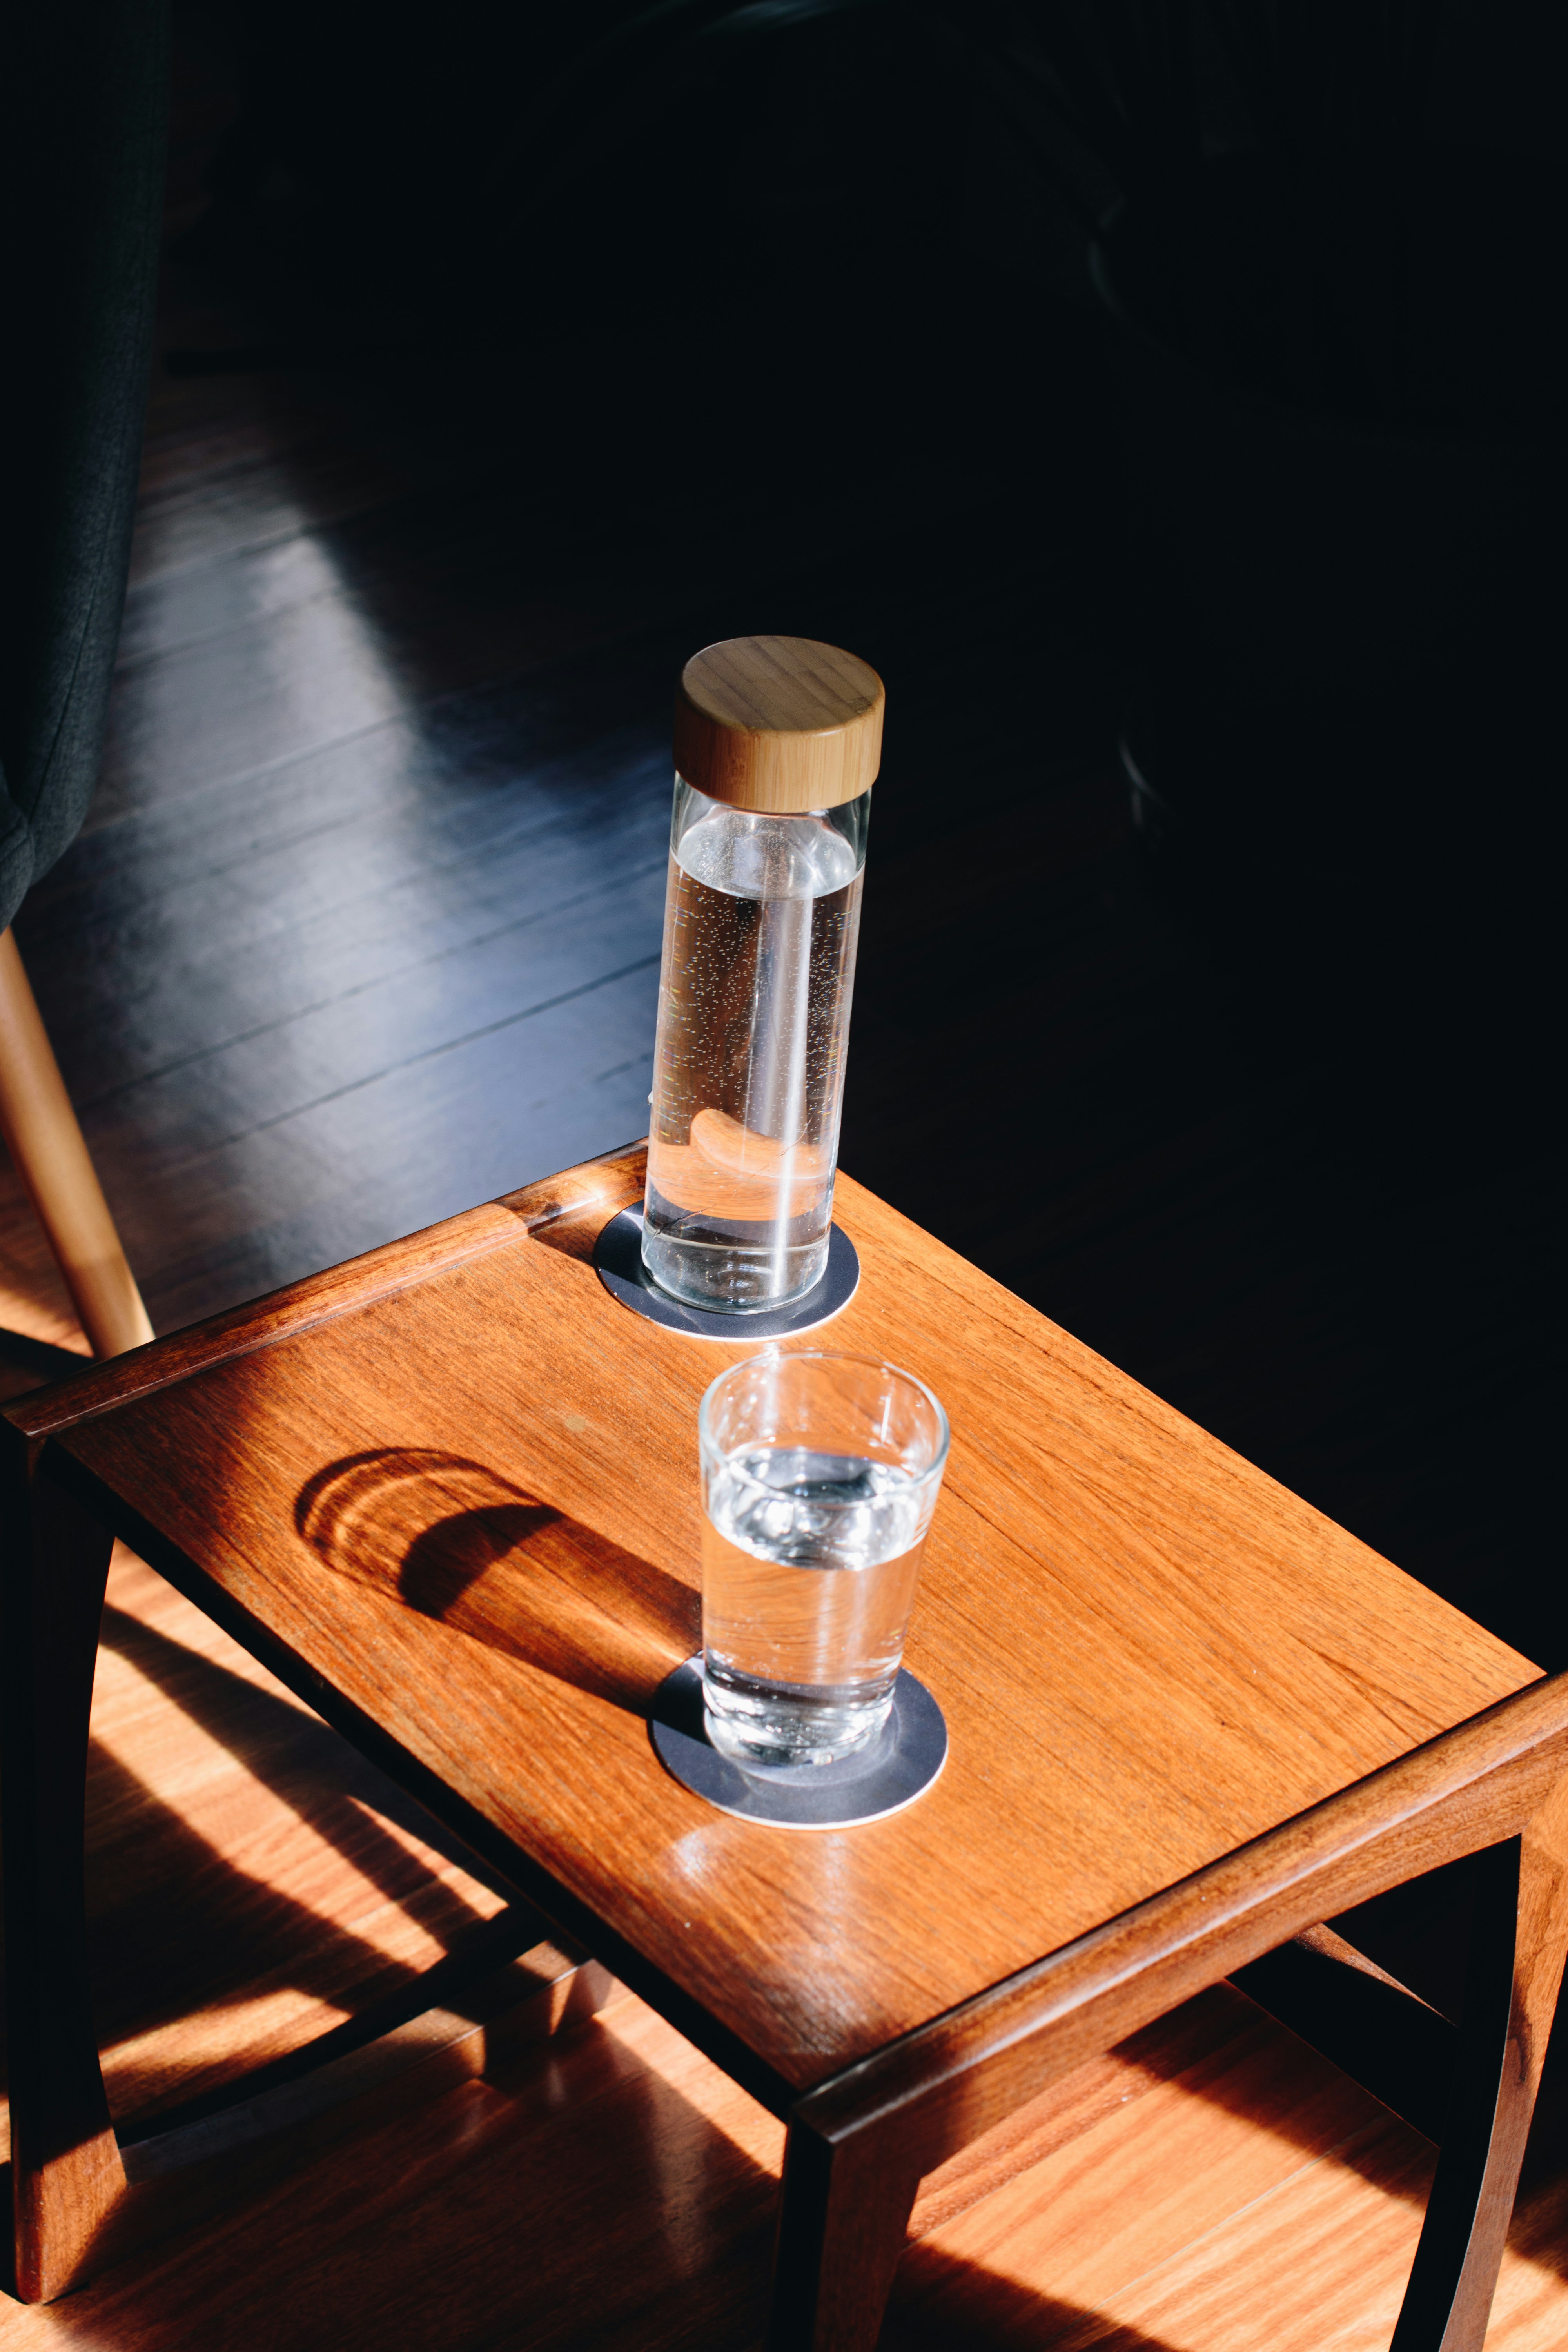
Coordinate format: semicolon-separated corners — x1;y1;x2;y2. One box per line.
697;1348;951;1497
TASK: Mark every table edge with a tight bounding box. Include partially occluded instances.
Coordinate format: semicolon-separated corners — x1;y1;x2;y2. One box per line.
792;1667;1566;2161
2;1142;651;1444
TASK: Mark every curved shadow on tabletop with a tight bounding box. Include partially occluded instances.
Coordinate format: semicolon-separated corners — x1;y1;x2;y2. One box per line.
296;1449;698;1717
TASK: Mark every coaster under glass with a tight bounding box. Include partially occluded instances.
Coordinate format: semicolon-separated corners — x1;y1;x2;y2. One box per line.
649;1655;947;1831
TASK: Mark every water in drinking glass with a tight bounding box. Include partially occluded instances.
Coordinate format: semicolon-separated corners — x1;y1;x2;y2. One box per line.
701;1443;931;1767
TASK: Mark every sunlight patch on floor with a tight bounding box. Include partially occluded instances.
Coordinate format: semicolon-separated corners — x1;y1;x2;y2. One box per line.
594;1994;785;2176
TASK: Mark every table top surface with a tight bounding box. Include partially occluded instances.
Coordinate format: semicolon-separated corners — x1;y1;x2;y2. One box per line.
36;1149;1538;2092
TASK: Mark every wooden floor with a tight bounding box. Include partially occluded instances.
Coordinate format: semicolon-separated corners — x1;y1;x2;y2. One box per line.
2;15;1564;2344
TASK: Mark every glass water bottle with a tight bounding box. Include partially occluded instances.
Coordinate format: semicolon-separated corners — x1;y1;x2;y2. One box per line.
642;635;884;1313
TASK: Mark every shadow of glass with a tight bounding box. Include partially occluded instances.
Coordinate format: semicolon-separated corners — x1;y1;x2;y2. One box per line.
296;1449;698;1717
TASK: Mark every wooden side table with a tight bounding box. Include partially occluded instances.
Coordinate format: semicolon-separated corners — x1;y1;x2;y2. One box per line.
5;1144;1566;2347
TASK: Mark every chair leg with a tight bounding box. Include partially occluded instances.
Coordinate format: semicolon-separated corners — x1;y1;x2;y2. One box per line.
0;925;153;1358
766;2121;921;2352
1391;1803;1568;2352
1;1460;129;2301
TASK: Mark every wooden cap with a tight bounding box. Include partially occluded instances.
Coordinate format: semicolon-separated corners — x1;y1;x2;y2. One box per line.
673;636;884;812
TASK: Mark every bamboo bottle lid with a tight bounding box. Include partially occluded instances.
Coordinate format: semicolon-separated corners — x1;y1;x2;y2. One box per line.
673;635;885;813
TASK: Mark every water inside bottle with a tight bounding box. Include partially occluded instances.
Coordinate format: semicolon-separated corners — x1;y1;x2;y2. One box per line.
643;802;863;1310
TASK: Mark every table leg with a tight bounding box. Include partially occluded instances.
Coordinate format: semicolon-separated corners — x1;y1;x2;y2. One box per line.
1;1461;128;2301
767;2120;921;2352
1391;1795;1568;2352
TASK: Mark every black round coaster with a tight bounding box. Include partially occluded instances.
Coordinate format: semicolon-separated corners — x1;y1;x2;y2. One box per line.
649;1657;947;1831
593;1207;859;1341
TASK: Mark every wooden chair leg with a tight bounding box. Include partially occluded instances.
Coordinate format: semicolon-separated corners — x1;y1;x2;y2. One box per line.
0;926;152;1358
1;1460;129;2301
1392;1798;1568;2352
766;2122;921;2352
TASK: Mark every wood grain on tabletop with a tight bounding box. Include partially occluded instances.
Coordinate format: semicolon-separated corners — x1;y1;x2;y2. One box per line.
42;1151;1539;2093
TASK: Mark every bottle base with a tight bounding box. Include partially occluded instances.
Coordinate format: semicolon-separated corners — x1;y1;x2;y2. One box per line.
594;1208;862;1342
641;1223;829;1316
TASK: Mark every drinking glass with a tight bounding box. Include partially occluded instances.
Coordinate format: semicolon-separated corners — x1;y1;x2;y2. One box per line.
697;1350;949;1768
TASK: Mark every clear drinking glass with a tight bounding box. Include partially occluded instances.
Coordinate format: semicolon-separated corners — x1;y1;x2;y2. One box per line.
642;777;869;1313
698;1350;949;1768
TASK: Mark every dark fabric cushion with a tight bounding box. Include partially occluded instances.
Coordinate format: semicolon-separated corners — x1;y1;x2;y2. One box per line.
0;1;169;931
